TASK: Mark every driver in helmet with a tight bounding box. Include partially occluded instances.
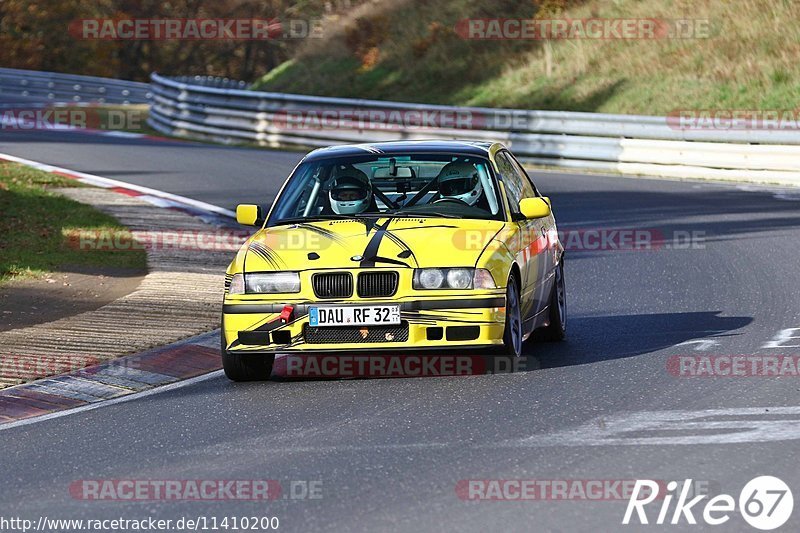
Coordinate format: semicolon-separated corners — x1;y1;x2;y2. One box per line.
435;161;483;206
328;167;373;215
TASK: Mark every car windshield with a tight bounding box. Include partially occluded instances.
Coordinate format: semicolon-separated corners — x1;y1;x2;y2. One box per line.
267;153;503;226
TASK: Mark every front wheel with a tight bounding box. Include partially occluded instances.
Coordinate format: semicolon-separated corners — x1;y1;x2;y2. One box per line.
221;335;274;381
502;275;523;357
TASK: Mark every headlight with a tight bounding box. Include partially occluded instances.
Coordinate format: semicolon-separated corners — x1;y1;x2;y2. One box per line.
413;268;493;290
229;273;245;295
416;268;445;289
447;268;473;289
245;272;301;293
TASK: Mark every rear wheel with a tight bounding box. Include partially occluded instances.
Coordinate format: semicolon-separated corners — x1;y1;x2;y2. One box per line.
221;334;274;381
502;275;523;357
539;259;566;341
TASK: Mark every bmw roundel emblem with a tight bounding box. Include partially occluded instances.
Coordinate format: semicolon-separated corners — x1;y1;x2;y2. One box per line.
351;255;363;261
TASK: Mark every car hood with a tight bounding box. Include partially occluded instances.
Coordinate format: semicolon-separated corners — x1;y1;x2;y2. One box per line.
243;218;504;271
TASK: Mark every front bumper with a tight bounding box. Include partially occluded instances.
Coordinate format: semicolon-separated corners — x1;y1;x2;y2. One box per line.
222;295;507;354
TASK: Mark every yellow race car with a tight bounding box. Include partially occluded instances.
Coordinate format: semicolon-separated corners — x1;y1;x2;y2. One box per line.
221;141;565;381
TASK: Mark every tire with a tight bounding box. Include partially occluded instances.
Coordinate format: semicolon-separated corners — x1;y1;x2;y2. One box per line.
221;334;274;381
539;259;566;341
502;275;523;357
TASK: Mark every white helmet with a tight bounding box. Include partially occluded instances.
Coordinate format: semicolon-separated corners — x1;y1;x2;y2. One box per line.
329;167;372;215
436;161;483;206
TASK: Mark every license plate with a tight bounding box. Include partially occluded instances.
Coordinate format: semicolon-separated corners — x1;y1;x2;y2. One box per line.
309;305;401;327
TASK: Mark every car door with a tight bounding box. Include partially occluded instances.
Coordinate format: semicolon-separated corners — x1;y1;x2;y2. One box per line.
494;151;554;328
506;152;558;290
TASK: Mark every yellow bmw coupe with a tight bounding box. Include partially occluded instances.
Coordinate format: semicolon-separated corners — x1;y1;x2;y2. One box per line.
221;141;565;380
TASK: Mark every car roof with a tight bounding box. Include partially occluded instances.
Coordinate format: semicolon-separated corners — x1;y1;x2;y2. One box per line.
302;140;505;162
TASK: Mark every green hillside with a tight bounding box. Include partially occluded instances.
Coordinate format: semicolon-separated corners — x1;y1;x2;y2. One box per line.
252;0;799;115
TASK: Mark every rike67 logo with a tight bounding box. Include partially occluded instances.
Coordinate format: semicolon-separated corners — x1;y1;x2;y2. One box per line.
623;476;793;530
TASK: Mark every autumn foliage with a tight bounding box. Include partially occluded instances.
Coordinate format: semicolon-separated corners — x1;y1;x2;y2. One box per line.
0;0;358;81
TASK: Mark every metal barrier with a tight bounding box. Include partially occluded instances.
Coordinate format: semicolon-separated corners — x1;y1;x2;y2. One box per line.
0;67;151;105
5;68;796;186
147;72;800;186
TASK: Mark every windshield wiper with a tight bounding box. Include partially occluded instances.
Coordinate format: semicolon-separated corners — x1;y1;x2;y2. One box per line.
385;212;462;219
274;214;383;225
274;212;462;226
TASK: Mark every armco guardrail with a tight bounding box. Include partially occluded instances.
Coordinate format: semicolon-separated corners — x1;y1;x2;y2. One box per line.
146;72;799;186
0;67;151;105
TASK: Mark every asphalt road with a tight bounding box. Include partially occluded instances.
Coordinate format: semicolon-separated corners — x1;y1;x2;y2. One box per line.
1;129;800;532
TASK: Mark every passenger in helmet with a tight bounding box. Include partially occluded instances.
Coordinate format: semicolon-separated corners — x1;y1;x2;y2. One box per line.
328;167;372;215
435;161;483;206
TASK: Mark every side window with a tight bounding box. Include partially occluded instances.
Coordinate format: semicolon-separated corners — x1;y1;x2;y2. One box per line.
506;152;540;197
495;151;535;218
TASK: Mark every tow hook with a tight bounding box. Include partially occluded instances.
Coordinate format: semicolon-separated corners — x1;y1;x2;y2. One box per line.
280;305;294;324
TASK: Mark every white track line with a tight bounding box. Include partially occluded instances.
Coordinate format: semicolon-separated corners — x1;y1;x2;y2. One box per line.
0;151;235;218
0;370;224;432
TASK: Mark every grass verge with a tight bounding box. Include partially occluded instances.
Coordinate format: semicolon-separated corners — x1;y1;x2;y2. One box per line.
0;162;146;283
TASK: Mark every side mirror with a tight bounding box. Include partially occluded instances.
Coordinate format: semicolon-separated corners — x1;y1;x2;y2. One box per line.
236;204;263;226
519;197;551;219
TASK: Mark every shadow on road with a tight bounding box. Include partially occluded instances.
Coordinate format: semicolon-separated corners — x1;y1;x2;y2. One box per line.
527;311;752;369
